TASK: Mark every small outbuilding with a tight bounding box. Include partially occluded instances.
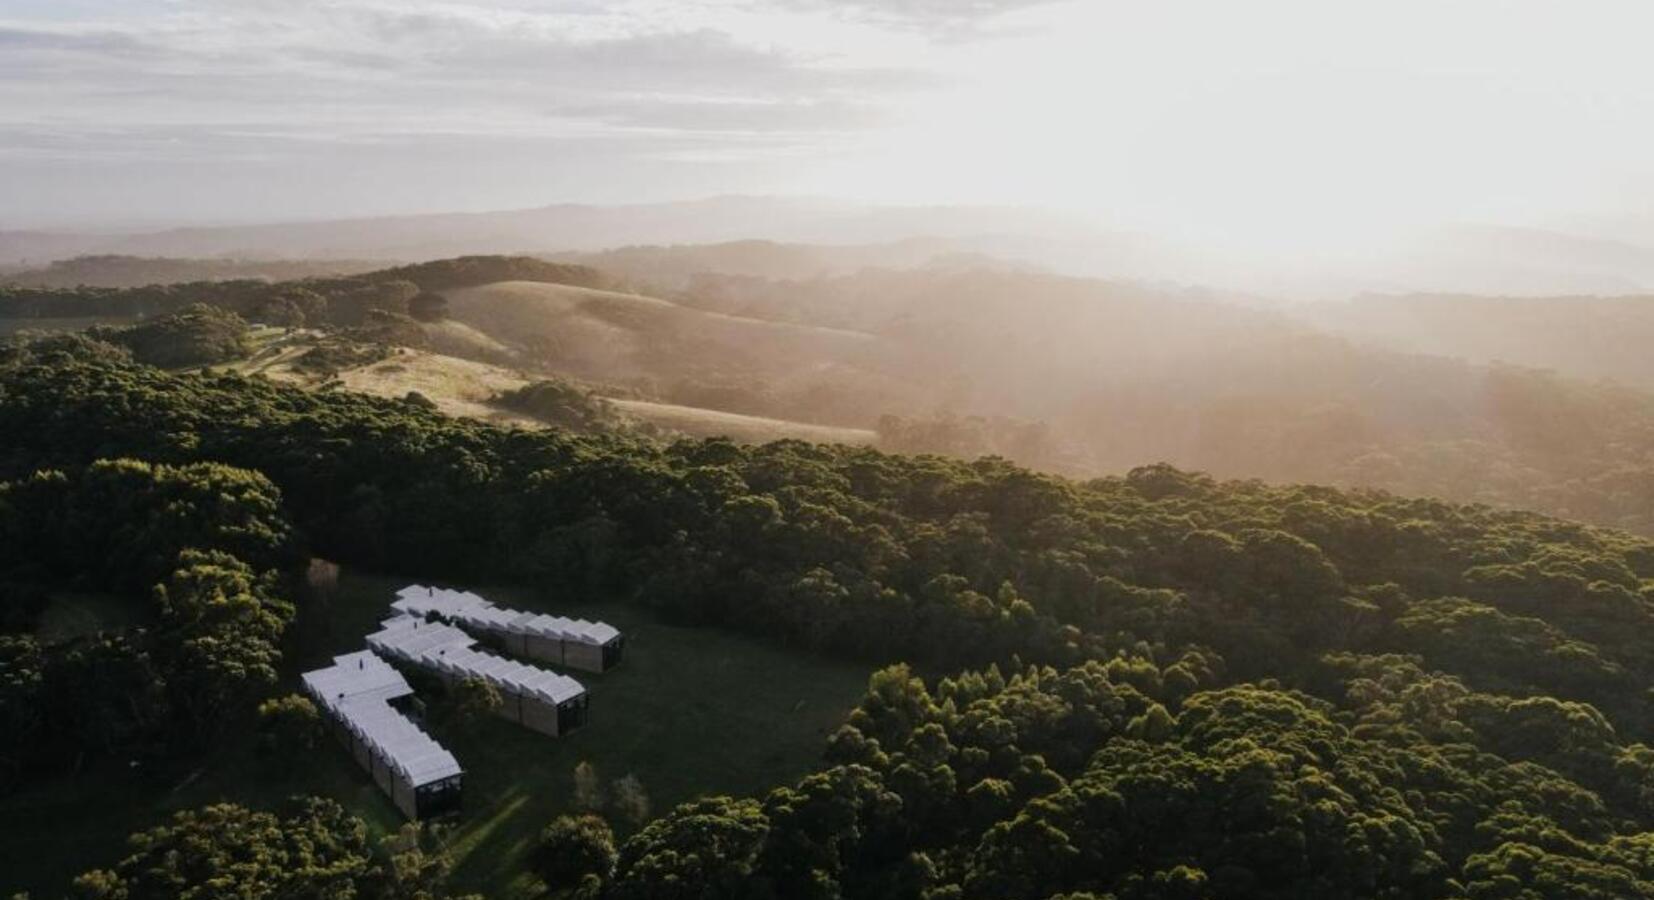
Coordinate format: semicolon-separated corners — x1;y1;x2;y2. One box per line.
393;585;625;673
301;651;462;820
366;614;590;737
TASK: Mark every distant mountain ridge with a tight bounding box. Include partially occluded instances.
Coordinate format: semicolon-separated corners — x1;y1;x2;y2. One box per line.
0;197;1103;266
6;198;1654;298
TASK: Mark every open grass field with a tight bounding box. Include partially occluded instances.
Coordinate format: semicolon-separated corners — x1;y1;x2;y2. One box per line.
2;569;872;898
613;397;878;445
224;332;546;429
332;353;541;429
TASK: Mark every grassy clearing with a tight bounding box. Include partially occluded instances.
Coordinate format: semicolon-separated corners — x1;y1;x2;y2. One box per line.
35;591;146;643
2;570;871;898
227;329;882;446
221;335;545;429
612;398;878;445
332;352;539;428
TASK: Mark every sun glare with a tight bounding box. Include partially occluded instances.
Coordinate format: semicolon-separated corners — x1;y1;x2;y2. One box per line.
813;0;1654;257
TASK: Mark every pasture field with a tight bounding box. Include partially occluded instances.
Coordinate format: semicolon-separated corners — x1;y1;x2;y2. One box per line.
612;397;878;445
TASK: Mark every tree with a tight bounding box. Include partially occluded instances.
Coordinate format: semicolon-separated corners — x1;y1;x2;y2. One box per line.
257;692;325;762
409;291;450;322
533;815;618;892
573;761;605;812
70;797;373;900
99;304;251;368
444;676;502;727
374;823;481;900
154;550;288;737
326;279;418;326
613;773;652;827
609;797;769;900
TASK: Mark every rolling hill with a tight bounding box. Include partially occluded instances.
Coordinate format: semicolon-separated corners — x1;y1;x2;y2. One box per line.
441;280;889;405
218;327;877;446
1311;291;1654;390
15;254;1654;537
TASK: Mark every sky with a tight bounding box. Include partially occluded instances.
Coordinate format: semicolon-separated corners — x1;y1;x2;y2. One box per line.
4;0;1654;252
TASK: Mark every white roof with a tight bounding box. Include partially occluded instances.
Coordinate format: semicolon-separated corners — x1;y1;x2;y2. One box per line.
300;651;461;788
393;585;622;646
367;615;587;705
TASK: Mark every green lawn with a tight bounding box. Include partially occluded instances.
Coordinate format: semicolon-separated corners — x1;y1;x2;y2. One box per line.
2;570;871;898
35;591;146;643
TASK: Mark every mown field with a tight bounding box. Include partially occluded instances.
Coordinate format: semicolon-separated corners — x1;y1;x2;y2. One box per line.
3;570;871;898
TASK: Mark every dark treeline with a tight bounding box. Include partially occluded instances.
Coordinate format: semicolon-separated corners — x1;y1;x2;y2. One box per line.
0;255;606;325
493;377;632;433
1;254;384;290
8;344;1654;895
68;798;478;900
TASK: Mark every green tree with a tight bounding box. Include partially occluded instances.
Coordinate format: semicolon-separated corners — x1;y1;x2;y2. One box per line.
69;798;373;900
444;676;503;728
533;815;618;893
257;692;325;762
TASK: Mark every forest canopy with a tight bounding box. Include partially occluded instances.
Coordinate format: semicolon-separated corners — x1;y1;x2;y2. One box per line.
7;344;1654;896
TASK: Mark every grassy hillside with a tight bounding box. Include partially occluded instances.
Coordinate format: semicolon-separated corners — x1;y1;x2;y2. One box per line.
443;281;879;383
218;328;879;444
421;317;515;363
219;330;537;426
610;399;875;445
2;568;870;898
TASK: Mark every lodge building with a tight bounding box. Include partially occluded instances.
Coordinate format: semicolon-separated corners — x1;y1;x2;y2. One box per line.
300;651;463;820
393;585;625;673
366;613;591;737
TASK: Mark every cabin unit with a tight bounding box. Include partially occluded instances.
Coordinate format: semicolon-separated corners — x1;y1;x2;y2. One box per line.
366;614;590;737
393;585;625;673
300;651;462;820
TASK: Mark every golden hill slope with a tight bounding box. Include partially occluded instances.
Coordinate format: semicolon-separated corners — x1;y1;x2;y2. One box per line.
223;329;878;445
442;281;881;384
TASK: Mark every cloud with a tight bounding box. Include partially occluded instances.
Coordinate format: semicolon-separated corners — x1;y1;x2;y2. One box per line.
0;24;162;78
773;0;1064;35
0;6;922;137
558;96;887;134
0;0;952;223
